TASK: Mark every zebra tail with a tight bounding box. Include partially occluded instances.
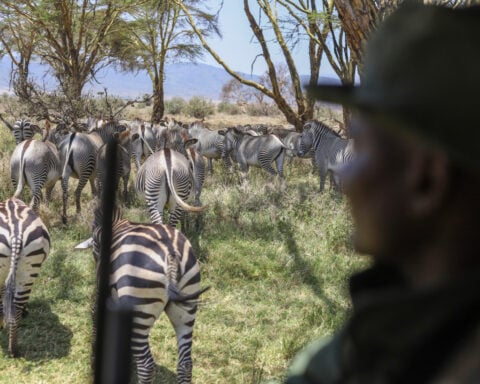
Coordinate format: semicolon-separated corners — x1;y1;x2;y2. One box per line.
166;251;210;303
3;236;22;327
62;133;76;178
14;145;28;199
163;151;206;213
167;284;210;303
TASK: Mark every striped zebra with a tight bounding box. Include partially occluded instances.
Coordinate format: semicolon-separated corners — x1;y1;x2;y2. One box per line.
298;120;355;192
10;138;62;212
187;122;232;174
134;147;205;227
82;204;208;383
96;130;132;202
58;120;125;224
219;127;287;187
0;114;42;144
0;198;50;357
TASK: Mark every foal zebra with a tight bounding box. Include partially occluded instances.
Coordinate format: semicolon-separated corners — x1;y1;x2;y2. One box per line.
0;198;50;357
298;120;355;192
86;205;208;384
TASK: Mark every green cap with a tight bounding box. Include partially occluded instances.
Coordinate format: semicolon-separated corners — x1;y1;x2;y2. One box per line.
308;2;480;167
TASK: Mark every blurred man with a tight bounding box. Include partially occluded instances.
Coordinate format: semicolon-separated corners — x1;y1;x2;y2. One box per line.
286;2;480;383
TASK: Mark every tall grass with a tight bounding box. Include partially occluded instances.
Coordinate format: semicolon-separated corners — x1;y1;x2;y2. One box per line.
0;125;367;383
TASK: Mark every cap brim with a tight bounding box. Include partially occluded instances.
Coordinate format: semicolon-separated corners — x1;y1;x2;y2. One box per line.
305;84;358;106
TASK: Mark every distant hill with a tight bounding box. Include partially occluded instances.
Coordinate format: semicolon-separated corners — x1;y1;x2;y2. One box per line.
0;59;340;100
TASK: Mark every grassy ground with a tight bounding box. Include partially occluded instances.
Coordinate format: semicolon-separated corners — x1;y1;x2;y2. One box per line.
0;114;367;383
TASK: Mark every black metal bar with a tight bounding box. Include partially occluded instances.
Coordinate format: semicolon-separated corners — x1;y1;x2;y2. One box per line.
93;137;133;384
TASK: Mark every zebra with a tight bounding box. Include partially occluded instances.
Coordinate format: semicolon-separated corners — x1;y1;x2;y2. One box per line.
96;130;132;202
134;146;205;227
78;203;208;383
298;120;355;192
187;122;230;175
0;198;50;357
10;137;62;212
59;120;125;223
130;121;159;169
0;114;42;144
218;127;287;187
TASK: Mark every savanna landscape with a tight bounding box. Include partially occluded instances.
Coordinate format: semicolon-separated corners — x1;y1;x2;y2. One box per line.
0;0;398;382
0;101;367;383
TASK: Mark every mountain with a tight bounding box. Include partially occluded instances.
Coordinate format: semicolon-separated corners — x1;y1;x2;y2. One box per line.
0;59;340;100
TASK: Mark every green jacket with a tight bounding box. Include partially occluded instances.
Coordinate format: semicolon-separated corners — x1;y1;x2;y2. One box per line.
286;264;480;384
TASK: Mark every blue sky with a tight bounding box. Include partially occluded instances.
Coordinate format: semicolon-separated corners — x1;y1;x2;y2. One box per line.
199;1;338;78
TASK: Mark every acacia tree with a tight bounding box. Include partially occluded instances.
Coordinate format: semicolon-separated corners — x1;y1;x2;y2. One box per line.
1;0;138;121
177;0;353;130
276;0;356;130
333;0;479;78
115;0;220;123
0;4;39;103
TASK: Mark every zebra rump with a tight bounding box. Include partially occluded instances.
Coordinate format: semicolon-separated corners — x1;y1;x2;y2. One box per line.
0;198;50;357
90;205;208;383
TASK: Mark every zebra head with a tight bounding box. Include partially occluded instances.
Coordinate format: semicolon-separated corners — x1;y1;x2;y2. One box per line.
218;127;242;156
298;125;314;157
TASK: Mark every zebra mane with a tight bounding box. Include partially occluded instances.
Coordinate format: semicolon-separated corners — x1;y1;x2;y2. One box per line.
305;120;341;138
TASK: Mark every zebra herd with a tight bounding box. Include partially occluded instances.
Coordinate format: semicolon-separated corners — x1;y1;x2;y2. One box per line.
0;114;354;383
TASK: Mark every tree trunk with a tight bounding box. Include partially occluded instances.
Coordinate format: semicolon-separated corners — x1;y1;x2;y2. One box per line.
151;71;165;124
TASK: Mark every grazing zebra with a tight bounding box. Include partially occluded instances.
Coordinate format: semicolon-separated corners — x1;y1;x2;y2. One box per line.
134;147;205;227
187;122;231;174
298;120;355;192
0;198;50;357
10;138;62;212
0;115;42;144
219;127;287;187
83;204;208;383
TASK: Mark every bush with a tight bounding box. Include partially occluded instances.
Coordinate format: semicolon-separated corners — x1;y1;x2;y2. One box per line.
165;97;187;115
184;96;215;119
217;101;242;115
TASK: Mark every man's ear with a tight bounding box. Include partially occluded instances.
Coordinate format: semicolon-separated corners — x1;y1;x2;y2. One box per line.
406;149;450;218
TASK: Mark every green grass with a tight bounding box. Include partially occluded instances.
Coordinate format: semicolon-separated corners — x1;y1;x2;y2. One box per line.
0;126;368;383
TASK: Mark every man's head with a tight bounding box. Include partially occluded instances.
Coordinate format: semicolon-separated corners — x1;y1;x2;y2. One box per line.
309;2;480;282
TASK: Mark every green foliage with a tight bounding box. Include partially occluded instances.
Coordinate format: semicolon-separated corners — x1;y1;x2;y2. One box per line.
184;96;215;119
165;97;187;115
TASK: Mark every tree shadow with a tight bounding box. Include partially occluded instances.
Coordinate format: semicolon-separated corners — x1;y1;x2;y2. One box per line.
0;299;73;361
276;218;343;315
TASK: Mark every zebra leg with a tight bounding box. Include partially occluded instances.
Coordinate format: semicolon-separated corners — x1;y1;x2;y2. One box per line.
89;175;97;197
29;175;47;212
74;175;91;215
275;149;287;191
45;181;56;206
145;179;167;224
133;340;156;384
61;169;72;224
165;303;198;384
319;166;327;192
207;158;214;175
